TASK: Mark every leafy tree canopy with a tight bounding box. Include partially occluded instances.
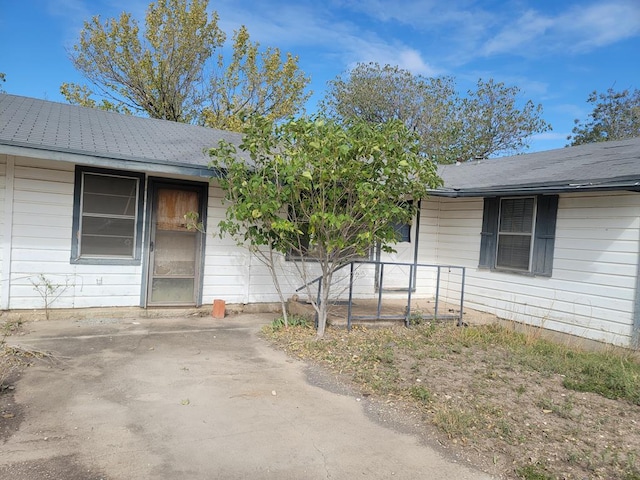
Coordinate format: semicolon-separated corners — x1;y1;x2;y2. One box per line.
62;0;311;129
568;87;640;145
322;62;551;163
208;115;442;337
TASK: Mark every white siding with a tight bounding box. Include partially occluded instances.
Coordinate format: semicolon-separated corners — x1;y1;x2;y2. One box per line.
420;193;640;347
7;157;144;309
0;155;6;304
9;156;637;346
202;182;367;305
201;183;304;304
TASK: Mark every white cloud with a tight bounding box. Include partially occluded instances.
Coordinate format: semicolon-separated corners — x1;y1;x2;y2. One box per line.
530;131;571;143
481;10;553;56
345;43;440;76
214;1;441;76
480;0;640;57
563;2;640;52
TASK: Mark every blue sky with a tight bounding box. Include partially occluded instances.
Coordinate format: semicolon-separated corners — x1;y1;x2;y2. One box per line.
1;0;639;153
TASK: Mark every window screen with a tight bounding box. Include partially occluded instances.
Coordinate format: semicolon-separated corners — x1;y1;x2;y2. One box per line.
76;171;141;259
496;197;535;271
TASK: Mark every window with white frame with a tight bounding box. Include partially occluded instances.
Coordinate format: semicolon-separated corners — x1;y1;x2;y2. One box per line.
71;167;144;264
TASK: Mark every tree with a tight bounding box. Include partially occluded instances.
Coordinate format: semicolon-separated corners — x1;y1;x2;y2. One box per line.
0;72;5;93
201;26;311;131
208;116;442;338
322;63;551;163
568;87;640;145
321;63;460;164
62;0;310;128
459;78;551;159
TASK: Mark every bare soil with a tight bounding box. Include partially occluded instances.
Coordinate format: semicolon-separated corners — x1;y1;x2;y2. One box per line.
264;321;640;480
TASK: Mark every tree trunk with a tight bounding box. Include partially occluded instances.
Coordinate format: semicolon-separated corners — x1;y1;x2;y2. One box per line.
255;247;289;326
316;272;333;339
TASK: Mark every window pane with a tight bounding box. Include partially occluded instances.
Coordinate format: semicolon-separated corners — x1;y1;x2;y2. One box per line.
83;174;137;216
500;198;534;233
497;234;531;270
393;222;411;243
153;231;196;276
150;278;194;303
80;235;134;257
82;216;135;237
80;217;135;257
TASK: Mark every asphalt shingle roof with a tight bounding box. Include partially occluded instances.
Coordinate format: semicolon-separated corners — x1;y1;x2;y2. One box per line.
2;93;639;193
0;93;246;177
436;136;640;196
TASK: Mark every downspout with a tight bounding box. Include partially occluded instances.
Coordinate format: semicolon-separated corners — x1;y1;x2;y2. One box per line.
1;156;15;310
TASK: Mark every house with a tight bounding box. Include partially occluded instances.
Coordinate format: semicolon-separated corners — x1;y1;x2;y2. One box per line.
0;93;268;311
1;93;639;348
424;138;640;347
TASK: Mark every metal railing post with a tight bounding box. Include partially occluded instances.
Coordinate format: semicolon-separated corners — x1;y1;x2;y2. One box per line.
347;262;354;331
405;264;414;326
377;263;384;318
434;266;441;320
458;267;466;326
294;260;466;330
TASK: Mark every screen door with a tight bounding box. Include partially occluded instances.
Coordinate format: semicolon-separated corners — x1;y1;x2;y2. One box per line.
146;184;204;306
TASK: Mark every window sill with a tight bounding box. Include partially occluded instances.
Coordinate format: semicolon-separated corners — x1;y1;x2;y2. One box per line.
478;266;552;278
70;257;141;266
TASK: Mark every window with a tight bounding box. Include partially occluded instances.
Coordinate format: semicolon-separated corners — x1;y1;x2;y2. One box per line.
479;195;558;276
391;200;413;243
393;221;411;243
71;167;144;264
496;197;535;270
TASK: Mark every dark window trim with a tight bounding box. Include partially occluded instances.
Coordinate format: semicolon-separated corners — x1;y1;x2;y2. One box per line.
479;194;558;277
70;166;145;265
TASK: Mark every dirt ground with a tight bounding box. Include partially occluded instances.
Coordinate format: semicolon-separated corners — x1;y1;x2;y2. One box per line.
265;316;640;480
0;314;493;480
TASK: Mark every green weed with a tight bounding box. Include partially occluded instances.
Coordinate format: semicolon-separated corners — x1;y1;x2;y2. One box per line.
515;464;553;480
409;385;432;403
269;314;311;331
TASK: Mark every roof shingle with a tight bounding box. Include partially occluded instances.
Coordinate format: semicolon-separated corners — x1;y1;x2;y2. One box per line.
0;93;246;176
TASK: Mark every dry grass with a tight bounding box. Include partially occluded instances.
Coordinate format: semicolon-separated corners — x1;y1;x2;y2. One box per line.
1;320;55;390
263;319;640;480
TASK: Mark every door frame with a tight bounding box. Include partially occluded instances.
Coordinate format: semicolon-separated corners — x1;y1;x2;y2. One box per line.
141;177;208;307
374;200;421;292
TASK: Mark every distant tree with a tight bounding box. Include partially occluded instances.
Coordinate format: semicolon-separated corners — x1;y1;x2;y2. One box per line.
209;116;442;338
322;63;551;163
200;26;311;131
62;0;310;128
322;63;460;164
0;72;5;93
459;78;551;159
568;87;640;145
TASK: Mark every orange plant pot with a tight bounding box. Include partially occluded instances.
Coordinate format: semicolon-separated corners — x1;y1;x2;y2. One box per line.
212;299;226;319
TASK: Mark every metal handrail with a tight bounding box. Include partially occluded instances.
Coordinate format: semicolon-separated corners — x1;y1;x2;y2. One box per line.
295;259;466;329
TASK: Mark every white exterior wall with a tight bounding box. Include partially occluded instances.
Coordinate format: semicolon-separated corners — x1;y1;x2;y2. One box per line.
420;193;640;347
0;156;6;304
4;157;144;310
202;182;349;305
1;161;363;311
7;156;637;347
